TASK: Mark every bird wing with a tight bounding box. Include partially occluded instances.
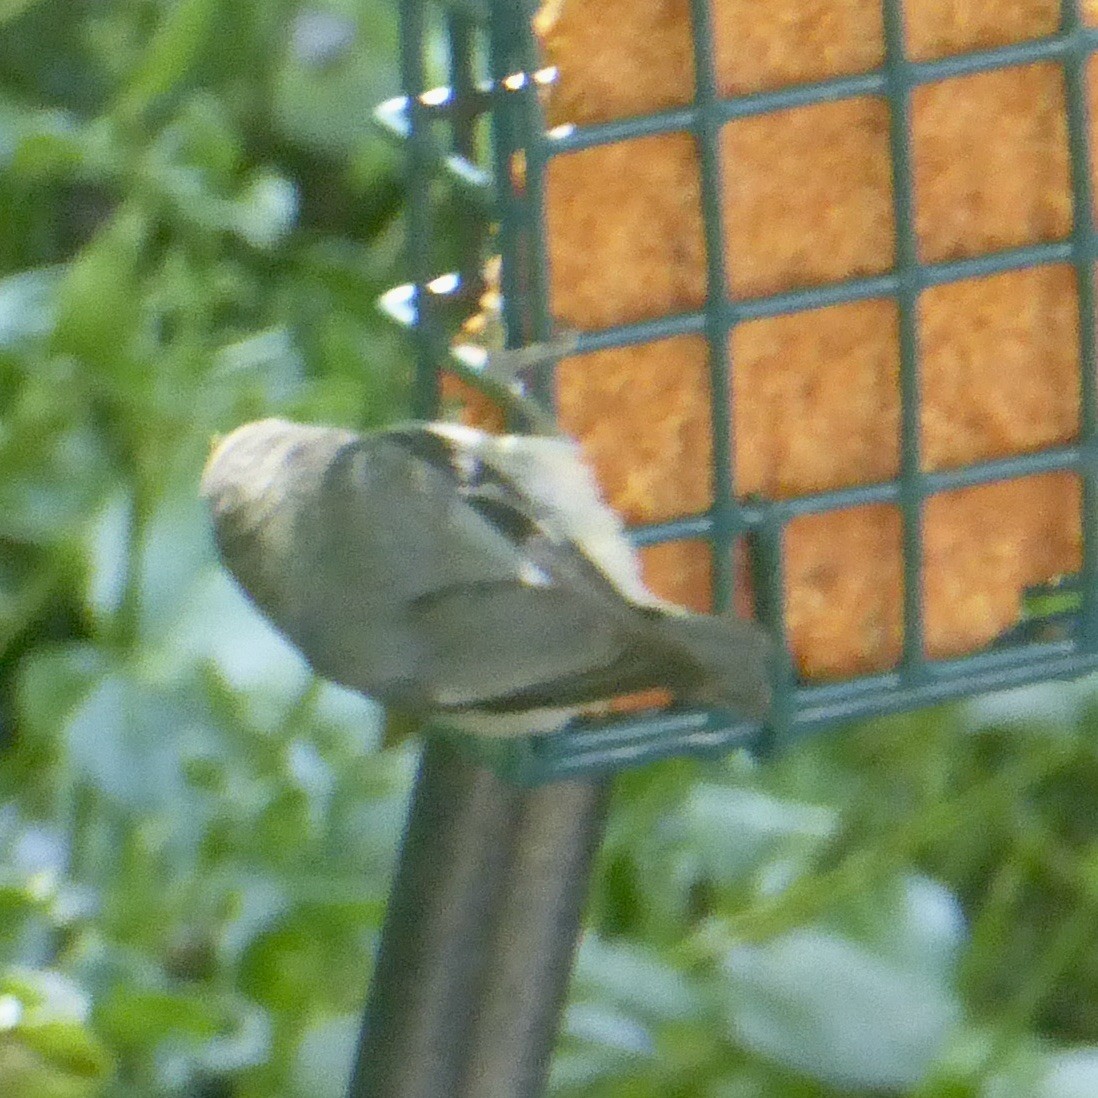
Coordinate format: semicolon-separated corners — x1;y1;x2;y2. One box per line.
407;581;667;710
375;425;679;709
267;425;645;711
430;424;659;606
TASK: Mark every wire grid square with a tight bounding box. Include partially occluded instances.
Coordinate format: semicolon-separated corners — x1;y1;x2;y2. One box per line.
377;0;1098;784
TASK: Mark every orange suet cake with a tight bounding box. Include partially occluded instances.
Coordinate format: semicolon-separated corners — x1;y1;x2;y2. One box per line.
457;0;1091;679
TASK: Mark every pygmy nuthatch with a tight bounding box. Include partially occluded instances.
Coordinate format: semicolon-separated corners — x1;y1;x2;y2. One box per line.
201;418;771;736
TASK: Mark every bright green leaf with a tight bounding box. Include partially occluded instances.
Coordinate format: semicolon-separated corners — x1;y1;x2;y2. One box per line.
119;0;220;113
0;0;42;27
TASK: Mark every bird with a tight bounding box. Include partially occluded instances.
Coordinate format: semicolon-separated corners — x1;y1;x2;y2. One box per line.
200;417;771;738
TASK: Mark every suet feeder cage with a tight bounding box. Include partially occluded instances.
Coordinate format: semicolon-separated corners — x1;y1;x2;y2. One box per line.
375;0;1098;785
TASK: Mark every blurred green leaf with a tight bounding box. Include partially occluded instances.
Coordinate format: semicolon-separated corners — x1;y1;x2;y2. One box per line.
62;672;190;809
0;0;43;26
233;171;298;248
682;785;838;886
95;985;221;1048
119;0;221;113
1032;1047;1098;1098
572;936;697;1024
8;111;83;179
0;969;112;1096
16;646;102;736
563;1002;653;1055
52;207;146;372
721;928;962;1091
0;267;62;349
291;1013;356;1098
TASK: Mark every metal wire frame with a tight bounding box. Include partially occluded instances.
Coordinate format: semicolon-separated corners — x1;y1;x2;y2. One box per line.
375;0;1098;784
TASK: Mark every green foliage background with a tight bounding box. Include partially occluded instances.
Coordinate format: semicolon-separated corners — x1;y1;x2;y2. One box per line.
2;2;1098;1096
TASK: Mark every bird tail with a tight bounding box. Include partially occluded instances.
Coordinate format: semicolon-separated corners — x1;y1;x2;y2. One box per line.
653;611;773;719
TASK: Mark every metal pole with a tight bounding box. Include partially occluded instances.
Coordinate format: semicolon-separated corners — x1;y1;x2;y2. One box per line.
348;737;609;1098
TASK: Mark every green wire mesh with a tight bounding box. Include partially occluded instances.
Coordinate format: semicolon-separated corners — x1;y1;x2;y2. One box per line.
376;0;1098;785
